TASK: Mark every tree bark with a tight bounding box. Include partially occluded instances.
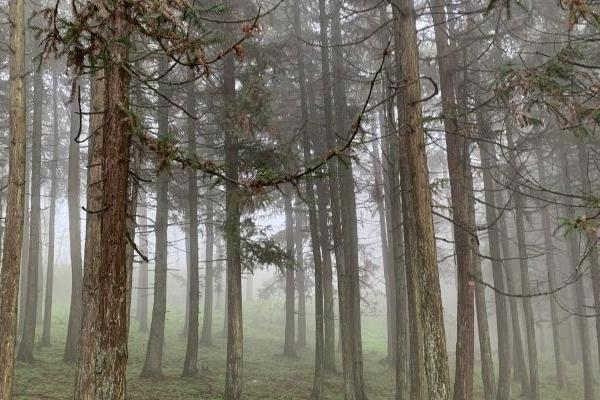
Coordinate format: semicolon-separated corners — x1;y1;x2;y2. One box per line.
295;207;307;348
478;130;512;399
16;62;44;363
562;145;594;400
137;190;149;333
74;68;104;400
283;186;297;358
330;1;366;397
393;0;450;398
223;49;243;400
200;175;215;346
182;74;200;377
63;78;84;363
141;57;170;379
0;0;26;394
506;130;540;400
535;149;565;388
41;63;60;347
92;4;132;395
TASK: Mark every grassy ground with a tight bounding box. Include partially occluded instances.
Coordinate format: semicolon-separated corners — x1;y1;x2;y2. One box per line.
13;300;592;399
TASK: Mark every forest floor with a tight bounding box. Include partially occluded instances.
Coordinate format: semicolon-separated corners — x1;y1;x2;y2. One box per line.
13;300;592;399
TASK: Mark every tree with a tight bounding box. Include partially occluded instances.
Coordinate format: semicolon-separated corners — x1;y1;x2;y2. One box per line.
0;0;27;395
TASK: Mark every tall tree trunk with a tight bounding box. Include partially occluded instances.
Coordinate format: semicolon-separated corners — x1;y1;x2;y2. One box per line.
64;80;83;364
535;149;565;388
393;0;450;398
478;130;512;399
562;145;594;400
137;190;149;333
316;0;342;377
506;130;539;400
17;62;44;363
465;161;495;400
95;7;132;393
18;158;29;337
330;1;366;397
0;0;26;394
295;207;307;348
283;186;297;358
200;179;215;346
497;197;530;396
429;2;476;397
182;74;200;377
41;64;60;347
223;49;243;400
74;68;104;400
293;5;324;394
577;143;600;373
389;4;428;398
141;57;170;379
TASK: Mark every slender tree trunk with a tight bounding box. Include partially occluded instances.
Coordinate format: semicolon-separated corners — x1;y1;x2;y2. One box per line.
317;0;343;378
506;130;539;400
17;62;44;363
0;0;26;394
18;159;29;337
577;143;600;373
562;145;594;400
74;67;104;400
535;149;565;388
295;207;307;348
223;49;243;400
182;74;200;377
64;79;83;363
330;1;367;397
41;64;60;347
200;180;215;346
478;131;512;399
141;57;170;379
137;190;149;333
429;2;476;397
284;186;297;358
497;201;530;396
465;163;495;400
293;6;324;394
394;0;450;398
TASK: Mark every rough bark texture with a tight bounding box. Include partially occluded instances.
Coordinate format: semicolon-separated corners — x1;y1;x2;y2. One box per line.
394;0;450;398
0;0;26;395
17;63;44;363
74;68;104;400
429;2;476;398
141;57;170;379
223;50;243;400
93;4;132;396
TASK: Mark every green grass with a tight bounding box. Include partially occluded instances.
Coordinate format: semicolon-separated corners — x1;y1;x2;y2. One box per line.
13;300;592;399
